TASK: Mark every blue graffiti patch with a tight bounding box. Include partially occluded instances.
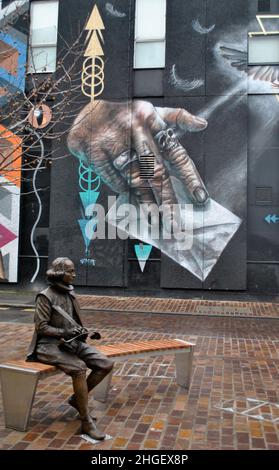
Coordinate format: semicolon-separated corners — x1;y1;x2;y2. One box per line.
78;161;101;255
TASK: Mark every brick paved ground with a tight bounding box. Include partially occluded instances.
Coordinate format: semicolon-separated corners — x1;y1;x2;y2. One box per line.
78;295;279;318
0;310;278;450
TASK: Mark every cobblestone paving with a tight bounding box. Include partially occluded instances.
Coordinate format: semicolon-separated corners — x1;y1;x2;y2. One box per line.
0;311;278;450
78;295;279;318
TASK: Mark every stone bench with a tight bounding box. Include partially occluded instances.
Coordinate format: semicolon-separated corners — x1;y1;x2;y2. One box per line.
0;338;194;431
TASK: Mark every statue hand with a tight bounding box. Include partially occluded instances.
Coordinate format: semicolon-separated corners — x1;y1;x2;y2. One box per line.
62;326;83;340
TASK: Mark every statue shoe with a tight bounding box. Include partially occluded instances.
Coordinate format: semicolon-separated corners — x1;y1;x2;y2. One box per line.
68;395;97;421
81;418;105;441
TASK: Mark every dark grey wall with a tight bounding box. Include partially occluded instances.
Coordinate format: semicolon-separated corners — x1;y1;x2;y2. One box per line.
49;0;133;287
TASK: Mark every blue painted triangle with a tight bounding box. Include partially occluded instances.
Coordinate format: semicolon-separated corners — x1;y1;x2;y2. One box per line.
78;219;98;250
79;191;100;214
134;244;152;272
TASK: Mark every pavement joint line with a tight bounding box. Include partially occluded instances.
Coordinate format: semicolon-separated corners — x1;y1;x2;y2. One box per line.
78;307;279;320
0;320;277;343
0;304;279;320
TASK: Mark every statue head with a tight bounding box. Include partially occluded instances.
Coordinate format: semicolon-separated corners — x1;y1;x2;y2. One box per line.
46;257;76;285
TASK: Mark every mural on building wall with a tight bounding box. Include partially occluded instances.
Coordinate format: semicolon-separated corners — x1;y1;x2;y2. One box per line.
42;1;245;287
0;125;22;282
68;97;242;281
64;1;247;282
0;0;28;282
46;0;278;289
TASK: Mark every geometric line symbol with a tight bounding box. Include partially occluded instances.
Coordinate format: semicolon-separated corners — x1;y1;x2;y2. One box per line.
78;162;101;192
134;243;152;272
82;5;105;101
82;56;104;100
78;4;105;261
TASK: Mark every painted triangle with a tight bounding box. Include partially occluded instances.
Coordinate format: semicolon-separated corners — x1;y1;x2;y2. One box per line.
84;31;104;56
138;260;146;273
0;223;17;249
85;5;105;30
134;244;152;273
78;219;98;250
79;191;100;214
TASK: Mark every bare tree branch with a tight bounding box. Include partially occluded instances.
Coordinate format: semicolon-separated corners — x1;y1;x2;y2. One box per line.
0;6;94;187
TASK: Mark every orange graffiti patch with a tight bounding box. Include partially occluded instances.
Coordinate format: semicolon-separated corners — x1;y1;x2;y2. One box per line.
0;124;22;188
0;40;19;77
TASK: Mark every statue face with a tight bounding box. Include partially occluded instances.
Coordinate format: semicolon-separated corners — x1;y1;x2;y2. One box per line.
62;260;76;285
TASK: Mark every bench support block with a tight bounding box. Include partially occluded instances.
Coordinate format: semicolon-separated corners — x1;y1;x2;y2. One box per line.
175;348;194;389
0;367;39;431
93;369;113;403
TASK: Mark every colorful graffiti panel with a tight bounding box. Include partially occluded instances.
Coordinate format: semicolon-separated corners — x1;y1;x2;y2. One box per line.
0;1;28;282
0;125;22;281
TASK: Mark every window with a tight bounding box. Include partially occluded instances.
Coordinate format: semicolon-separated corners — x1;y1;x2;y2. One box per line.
28;1;59;73
134;0;166;69
255;187;273;205
258;0;270;12
248;35;279;64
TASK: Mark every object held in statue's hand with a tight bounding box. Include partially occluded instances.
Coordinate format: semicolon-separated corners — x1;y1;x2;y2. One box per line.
90;331;101;340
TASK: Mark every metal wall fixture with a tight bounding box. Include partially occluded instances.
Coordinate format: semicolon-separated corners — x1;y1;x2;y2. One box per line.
139;154;155;180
